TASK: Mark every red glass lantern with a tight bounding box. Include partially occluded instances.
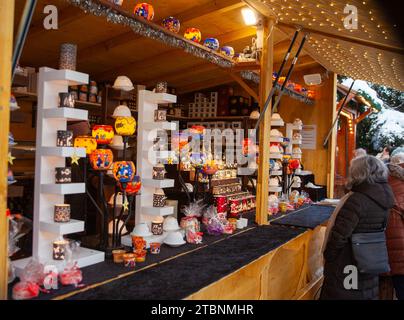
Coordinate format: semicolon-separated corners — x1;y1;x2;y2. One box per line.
89;149;114;170
113;161;136;183
120;176;141;195
92;125;114;145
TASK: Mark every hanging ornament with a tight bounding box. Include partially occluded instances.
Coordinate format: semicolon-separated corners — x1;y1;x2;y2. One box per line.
8;152;16;165
203;38;220;51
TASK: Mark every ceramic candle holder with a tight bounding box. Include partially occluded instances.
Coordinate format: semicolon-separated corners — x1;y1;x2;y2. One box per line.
132;236;146;251
150;242;161;254
59;43;77;71
59;92;75;108
55;167;72;184
151;221;164;235
53;240;69;260
155;81;168;93
56;130;73;147
153;194;166;207
112;249;126;263
54;204;71;223
122;253;136;267
152;164;166;180
154;109;167;122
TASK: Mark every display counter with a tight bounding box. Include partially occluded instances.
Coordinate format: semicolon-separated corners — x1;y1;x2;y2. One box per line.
9;205;333;300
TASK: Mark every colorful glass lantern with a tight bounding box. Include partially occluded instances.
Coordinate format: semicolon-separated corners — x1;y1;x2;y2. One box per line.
201;160;218;175
90;149;114;170
190;152;206;168
220;46;235;58
74;135;97;155
184;28;201;43
114;116;136;136
92;125;114;145
120;176;141;195
203;38;220;51
113;161;136;183
162;16;180;33
134;3;154;21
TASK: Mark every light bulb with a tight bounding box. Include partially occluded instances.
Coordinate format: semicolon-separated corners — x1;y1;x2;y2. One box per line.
241;8;258;26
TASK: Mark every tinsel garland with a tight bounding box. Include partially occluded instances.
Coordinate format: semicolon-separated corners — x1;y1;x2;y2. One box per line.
240;71;260;84
67;0;234;68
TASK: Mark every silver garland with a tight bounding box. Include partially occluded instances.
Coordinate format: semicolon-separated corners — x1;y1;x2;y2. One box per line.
240;71;260;84
67;0;234;68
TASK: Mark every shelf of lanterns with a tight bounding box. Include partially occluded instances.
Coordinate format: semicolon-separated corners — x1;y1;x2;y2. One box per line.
12;67;105;276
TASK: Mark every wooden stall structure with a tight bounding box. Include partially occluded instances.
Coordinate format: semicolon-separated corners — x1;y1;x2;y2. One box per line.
1;0;403;299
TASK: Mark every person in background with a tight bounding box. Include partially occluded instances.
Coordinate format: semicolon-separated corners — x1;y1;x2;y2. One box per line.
385;153;404;300
376;146;392;163
391;146;404;157
321;155;394;300
354;148;367;159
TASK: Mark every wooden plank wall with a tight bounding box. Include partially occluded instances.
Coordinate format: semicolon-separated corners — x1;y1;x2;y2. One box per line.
277;66;337;190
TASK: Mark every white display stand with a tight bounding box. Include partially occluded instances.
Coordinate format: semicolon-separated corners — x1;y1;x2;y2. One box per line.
285;123;303;156
13;67;104;275
122;90;177;247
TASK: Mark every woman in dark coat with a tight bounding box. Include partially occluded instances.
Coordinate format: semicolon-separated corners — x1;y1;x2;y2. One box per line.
321;155;394;300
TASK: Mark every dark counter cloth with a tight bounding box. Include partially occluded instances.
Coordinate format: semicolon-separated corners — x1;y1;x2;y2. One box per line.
66;225;304;300
270;205;334;229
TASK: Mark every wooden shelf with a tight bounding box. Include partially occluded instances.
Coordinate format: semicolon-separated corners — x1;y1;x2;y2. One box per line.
12;91;37;101
75;100;102;108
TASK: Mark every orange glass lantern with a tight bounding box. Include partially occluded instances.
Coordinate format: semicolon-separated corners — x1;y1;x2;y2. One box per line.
134;3;154;21
113;161;136;183
184;28;201;43
74;135;97;155
114;116;136;136
89;149;114;170
92;125;114;145
120;176;141;195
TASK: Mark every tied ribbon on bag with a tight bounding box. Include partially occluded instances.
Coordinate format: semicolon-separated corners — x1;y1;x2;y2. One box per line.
12;281;40;300
60;262;84;287
186;230;203;244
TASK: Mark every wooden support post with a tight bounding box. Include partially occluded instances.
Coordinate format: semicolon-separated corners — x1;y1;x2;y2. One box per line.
255;18;274;225
0;0;14;300
327;73;338;199
354;108;373;124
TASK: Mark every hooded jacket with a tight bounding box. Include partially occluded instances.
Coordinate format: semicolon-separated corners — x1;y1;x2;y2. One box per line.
386;163;404;275
321;181;394;300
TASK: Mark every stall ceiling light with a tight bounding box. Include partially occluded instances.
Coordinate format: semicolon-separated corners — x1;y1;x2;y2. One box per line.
242;8;258;26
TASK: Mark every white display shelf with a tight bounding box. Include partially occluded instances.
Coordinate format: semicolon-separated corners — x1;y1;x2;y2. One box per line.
41;183;85;194
269;153;283;159
41;146;86;158
121;233;168;248
141;206;174;216
43;107;88;121
10;105;20;112
13;247;105;276
270;170;283;176
270;136;284;143
43;69;88;86
237;167;257;176
145;91;177;104
143;121;177;131
39;219;84;235
292;139;302;144
269;186;282;192
291;124;303;131
271;119;284;126
142;178;175;188
292;154;302;159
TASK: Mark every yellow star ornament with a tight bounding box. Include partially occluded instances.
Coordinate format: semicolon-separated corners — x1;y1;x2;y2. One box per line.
8;152;16;165
122;199;129;212
70;150;80;166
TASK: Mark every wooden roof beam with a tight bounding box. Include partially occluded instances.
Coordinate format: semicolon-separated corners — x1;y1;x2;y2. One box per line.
78;0;245;61
176;75;235;94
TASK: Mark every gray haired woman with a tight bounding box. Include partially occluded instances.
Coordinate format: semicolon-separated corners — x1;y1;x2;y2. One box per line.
320;155;394;300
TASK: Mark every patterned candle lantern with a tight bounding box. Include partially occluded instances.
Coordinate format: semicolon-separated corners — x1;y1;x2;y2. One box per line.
203;38;220;51
154;109;167;122
162;16;180;33
122;253;136;267
153;189;166;207
151;220;164;235
59;43;77;71
90;149;114;170
114;116;136;136
56;130;73;147
150;242;161;254
134;3;154;20
92;125;114;145
55;167;71;184
220;46;235;58
74;136;97;155
152;163;166;180
53;239;69;260
54;204;71;223
155;81;168;93
120;176;141;195
184;28;201;43
113;161;136;183
58;92;75;108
